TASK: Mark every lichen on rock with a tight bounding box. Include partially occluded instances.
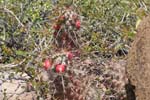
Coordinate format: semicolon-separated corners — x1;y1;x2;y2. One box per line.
126;15;150;100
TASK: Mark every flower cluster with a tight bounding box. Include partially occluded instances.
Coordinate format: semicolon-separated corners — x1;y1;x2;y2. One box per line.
43;52;74;73
52;7;81;49
53;8;81;31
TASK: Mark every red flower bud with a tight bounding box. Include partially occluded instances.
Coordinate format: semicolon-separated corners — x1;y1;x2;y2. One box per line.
66;52;74;60
43;59;51;70
53;24;61;30
53;32;58;37
75;20;81;29
55;64;66;73
59;15;65;21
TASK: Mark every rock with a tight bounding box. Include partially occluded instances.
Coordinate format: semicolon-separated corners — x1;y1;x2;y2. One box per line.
0;70;30;100
11;91;37;100
0;79;26;99
126;15;150;100
1;80;26;94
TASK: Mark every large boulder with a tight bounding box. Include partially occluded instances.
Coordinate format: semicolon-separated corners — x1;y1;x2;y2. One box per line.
126;15;150;100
